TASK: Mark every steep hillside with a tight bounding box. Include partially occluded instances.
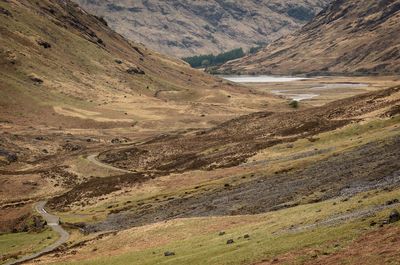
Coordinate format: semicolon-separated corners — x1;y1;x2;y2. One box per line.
219;0;400;75
73;0;329;57
0;0;275;130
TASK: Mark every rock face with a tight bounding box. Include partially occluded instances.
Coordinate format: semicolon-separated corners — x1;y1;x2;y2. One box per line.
73;0;330;57
219;0;400;75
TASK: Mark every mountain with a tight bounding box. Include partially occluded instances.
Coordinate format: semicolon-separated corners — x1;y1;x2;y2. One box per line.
0;0;274;130
219;0;400;75
72;0;330;57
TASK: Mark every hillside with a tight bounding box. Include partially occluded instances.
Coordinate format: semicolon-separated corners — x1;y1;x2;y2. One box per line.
0;0;278;131
219;0;400;75
73;0;330;57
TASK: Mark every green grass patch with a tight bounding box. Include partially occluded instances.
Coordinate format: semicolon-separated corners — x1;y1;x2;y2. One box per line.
0;229;58;264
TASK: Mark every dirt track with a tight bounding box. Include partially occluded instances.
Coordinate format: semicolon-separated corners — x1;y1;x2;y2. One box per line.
86;154;132;173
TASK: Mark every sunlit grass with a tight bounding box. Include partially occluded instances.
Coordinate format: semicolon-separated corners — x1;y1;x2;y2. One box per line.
53;188;400;265
0;229;58;265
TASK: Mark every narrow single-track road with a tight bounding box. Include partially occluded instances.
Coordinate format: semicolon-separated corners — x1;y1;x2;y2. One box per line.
5;201;69;265
86;154;132;173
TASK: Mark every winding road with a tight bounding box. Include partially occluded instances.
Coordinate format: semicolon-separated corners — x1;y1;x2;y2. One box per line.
5;201;69;265
86;154;132;173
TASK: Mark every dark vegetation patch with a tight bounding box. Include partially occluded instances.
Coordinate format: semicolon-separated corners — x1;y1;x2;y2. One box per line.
183;48;245;68
0;207;47;233
48;173;155;210
41;166;79;188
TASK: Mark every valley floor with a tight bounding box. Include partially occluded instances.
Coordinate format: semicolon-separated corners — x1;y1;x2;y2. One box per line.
1;77;400;265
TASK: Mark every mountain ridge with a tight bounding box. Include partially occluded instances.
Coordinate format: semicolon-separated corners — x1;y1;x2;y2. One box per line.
218;0;400;75
73;0;330;57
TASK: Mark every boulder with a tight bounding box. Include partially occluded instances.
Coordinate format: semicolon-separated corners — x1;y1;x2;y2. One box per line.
385;199;399;206
0;149;18;163
29;74;44;84
127;66;145;75
226;239;234;244
389;210;400;223
37;40;52;49
0;7;12;17
164;251;175;257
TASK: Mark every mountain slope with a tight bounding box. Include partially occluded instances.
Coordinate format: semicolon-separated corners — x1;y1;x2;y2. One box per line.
219;0;400;75
73;0;330;57
0;0;273;129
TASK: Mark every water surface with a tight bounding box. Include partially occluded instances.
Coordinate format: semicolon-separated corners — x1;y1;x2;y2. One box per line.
221;75;308;83
222;75;369;102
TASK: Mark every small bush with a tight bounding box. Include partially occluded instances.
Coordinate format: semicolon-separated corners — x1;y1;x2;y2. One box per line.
289;100;299;108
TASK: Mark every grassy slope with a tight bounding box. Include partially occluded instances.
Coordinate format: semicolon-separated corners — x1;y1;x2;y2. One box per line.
0;229;58;264
35;189;400;265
